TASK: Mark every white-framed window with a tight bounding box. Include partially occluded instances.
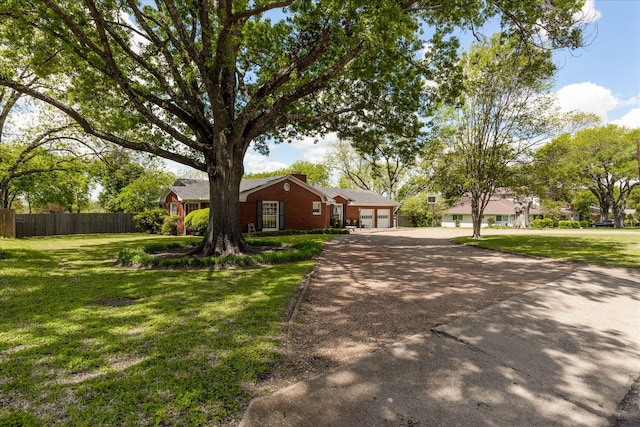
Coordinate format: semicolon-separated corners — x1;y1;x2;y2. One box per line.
496;215;508;222
262;201;278;230
452;214;463;221
170;202;178;216
312;201;322;215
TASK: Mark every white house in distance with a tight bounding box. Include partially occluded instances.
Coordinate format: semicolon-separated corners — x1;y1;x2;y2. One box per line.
443;193;544;228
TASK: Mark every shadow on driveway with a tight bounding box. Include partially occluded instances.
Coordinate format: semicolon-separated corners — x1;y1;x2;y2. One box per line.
242;229;640;426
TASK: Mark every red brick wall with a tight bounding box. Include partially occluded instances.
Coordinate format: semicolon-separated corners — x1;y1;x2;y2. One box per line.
162;192;185;233
240;178;330;232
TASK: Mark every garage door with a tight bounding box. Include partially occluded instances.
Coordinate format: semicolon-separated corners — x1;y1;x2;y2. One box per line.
377;209;390;228
360;209;374;228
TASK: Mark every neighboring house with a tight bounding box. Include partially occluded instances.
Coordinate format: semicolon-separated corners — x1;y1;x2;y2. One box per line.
157;173;399;234
443;194;544;228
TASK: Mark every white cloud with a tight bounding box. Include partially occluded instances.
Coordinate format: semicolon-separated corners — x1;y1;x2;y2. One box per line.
555;82;619;120
244;152;288;173
611;108;640;129
119;11;148;54
576;0;602;24
288;133;338;163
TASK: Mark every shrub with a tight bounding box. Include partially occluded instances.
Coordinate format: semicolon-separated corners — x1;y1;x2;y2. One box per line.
580;220;590;229
184;208;210;235
134;209;168;234
487;217;496;227
161;215;180;235
117;237;328;269
531;218;555;229
558;220;580;229
248;228;348;237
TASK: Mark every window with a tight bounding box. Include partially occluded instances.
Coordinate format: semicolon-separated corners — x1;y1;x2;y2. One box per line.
452;214;463;221
170;202;178;216
312;201;321;215
186;203;200;215
496;215;508;222
262;202;278;230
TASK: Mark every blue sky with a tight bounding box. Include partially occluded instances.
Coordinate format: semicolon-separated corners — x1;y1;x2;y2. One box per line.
242;0;640;174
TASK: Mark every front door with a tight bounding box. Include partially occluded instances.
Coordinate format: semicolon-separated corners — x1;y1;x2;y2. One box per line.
333;204;343;225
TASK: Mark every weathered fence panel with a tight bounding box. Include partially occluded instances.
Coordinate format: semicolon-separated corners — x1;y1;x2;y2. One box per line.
15;213;138;238
395;215;414;228
0;209;16;238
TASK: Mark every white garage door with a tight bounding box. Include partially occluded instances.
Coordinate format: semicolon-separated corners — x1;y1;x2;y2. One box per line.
360;209;374;228
377;209;390;228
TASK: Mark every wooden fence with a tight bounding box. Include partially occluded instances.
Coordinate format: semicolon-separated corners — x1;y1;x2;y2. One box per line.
2;213;139;238
395;215;414;227
0;209;16;238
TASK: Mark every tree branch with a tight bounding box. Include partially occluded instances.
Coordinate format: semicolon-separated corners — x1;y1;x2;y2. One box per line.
0;78;207;171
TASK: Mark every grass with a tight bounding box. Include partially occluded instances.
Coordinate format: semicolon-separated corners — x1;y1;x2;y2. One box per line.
0;233;335;426
453;230;640;268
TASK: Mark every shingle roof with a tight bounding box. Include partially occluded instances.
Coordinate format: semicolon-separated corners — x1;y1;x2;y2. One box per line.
447;194;542;215
168;177;284;201
165;176;398;206
314;187;399;206
167;179;209;201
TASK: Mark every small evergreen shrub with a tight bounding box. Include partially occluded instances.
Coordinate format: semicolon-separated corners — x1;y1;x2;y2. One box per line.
161;215;180;235
184;208;210;235
558;220;580;229
134;209;168;234
531;218;555;229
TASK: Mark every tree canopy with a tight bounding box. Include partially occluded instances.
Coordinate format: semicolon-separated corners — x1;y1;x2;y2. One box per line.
536;125;640;227
243;160;330;186
430;34;562;238
0;0;586;254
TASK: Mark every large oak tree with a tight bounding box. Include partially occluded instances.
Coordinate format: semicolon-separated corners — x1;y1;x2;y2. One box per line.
0;0;584;254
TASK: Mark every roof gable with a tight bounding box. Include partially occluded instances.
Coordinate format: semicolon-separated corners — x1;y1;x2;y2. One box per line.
238;175;333;202
159;176;399;206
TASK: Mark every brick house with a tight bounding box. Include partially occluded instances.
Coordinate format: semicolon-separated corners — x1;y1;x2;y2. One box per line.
158;173;399;234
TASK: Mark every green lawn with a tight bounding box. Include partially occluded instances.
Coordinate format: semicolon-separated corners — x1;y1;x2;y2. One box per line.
453;231;640;268
0;233;333;426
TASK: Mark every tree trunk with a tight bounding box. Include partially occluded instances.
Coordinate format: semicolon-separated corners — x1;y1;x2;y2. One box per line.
471;196;482;239
611;200;627;229
0;177;10;209
198;140;251;257
514;198;533;228
523;200;532;227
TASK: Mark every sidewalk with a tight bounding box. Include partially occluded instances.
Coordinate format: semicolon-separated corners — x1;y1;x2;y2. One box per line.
240;264;640;426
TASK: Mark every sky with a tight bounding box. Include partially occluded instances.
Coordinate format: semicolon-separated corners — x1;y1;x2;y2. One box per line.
239;0;640;175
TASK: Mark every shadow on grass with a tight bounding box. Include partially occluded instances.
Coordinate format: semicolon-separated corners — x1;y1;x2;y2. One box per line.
0;234;315;425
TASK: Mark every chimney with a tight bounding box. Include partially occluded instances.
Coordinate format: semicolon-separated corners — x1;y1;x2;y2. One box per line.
290;173;307;183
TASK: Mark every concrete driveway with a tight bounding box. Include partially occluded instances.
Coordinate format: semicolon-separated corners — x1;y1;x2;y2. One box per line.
240;228;640;427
